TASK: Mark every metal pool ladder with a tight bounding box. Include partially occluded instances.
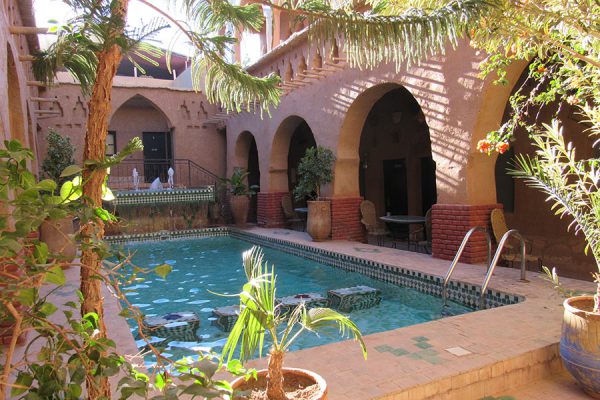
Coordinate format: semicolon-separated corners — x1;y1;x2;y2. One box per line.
442;227;530;310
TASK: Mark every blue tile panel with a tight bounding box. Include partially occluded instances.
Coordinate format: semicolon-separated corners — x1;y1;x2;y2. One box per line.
106;228;524;310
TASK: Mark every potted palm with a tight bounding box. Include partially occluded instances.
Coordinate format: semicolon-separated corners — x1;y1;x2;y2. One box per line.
221;168;258;226
510;122;600;397
223;246;366;400
293;146;336;241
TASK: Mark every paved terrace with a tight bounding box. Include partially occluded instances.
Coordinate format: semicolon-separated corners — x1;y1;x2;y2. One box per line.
27;227;596;399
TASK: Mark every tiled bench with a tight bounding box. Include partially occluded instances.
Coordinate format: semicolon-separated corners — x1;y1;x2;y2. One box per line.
327;286;381;312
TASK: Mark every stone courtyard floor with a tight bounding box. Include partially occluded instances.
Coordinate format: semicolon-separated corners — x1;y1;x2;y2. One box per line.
22;226;596;399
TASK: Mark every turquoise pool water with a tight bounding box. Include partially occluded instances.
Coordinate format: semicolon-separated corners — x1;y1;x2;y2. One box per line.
121;237;472;363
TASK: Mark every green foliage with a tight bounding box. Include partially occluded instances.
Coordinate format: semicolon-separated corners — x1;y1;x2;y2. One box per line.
509;122;600;311
0;140;247;399
293;146;336;201
222;246;366;390
41;130;76;188
220;168;258;196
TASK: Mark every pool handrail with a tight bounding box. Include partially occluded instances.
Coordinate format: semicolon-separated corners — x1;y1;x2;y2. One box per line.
442;226;492;307
480;229;529;309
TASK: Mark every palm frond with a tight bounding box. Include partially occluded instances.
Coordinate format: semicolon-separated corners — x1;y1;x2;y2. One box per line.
510;121;600;265
298;0;499;70
298;307;367;358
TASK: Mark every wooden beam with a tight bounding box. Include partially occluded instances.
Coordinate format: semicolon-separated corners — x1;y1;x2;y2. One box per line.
324;61;345;69
30;97;59;103
34;110;61;115
313;67;337;73
297;73;320;80
10;26;53;35
27;81;49;87
19;55;35;62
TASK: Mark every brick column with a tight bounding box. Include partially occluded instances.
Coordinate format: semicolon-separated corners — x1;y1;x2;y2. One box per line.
329;197;365;242
431;203;502;264
257;191;287;228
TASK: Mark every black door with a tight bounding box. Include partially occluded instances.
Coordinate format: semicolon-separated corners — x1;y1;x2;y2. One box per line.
142;132;172;183
383;158;409;237
383;159;408;215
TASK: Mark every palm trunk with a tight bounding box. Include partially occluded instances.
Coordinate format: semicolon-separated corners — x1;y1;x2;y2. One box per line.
80;1;128;398
266;349;286;400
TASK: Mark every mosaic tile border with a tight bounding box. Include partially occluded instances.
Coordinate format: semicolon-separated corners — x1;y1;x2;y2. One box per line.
111;186;215;206
105;228;524;310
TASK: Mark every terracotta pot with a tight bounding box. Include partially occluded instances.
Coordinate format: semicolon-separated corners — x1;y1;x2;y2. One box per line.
560;296;600;398
231;367;327;400
40;217;76;262
307;200;331;242
230;195;249;226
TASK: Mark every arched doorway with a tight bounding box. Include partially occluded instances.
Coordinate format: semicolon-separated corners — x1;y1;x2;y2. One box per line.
495;67;596;279
234;131;260;223
109;95;172;184
356;86;436;219
270;116;316;201
7;44;25;144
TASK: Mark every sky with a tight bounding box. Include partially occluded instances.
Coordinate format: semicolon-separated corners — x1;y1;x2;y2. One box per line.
33;0;194;55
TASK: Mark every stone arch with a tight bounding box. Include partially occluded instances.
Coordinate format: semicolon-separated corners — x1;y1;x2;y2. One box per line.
109;94;173;183
334;83;409;197
465;60;529;204
7;43;26;144
110;94;173;129
269;115;315;192
234;130;261;222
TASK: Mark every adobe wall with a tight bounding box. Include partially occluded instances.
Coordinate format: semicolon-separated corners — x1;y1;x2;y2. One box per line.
0;0;40;165
36;74;226;178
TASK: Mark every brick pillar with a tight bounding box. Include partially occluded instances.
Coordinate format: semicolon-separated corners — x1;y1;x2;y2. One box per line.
431;203;502;264
257;191;287;228
329;197;366;242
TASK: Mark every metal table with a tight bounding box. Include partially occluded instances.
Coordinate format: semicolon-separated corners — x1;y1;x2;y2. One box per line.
379;215;426;250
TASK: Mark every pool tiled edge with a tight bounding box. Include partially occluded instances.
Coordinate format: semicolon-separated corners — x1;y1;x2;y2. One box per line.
106;227;524;310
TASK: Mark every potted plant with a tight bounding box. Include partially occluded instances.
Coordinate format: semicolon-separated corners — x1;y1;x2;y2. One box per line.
223;246;366;400
510;122;600;397
293;146;336;241
221;168;258;226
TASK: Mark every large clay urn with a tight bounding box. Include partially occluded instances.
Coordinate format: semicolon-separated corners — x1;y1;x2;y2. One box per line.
560;296;600;398
229;195;249;226
40;216;76;262
307;200;331;241
231;367;327;400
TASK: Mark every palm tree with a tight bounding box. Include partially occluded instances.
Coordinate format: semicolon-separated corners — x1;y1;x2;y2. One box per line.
222;246;366;400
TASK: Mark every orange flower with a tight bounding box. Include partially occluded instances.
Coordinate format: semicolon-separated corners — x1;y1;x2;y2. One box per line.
495;142;510;154
477;139;492;153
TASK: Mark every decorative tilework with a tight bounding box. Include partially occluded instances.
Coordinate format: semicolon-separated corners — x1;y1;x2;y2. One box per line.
375;337;445;365
111;186;215;206
106;228;525;311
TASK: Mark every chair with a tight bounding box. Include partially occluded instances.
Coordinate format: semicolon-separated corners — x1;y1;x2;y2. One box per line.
490;209;542;270
414;209;432;253
281;194;304;231
360;200;390;246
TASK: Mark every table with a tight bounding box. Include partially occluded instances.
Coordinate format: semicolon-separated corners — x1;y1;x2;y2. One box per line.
294;207;308;231
379;215;426;250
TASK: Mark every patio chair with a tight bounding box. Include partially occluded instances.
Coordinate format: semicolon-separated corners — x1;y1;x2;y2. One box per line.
413;208;432;253
490;208;542;270
360;200;390;246
281;194;304;231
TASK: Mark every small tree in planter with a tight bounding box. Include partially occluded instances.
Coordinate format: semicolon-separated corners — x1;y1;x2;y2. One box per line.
221;168;258;226
223;246;366;400
293;146;336;241
41;129;76;187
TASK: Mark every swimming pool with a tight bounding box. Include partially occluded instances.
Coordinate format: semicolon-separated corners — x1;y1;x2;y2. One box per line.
120;236;472;363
